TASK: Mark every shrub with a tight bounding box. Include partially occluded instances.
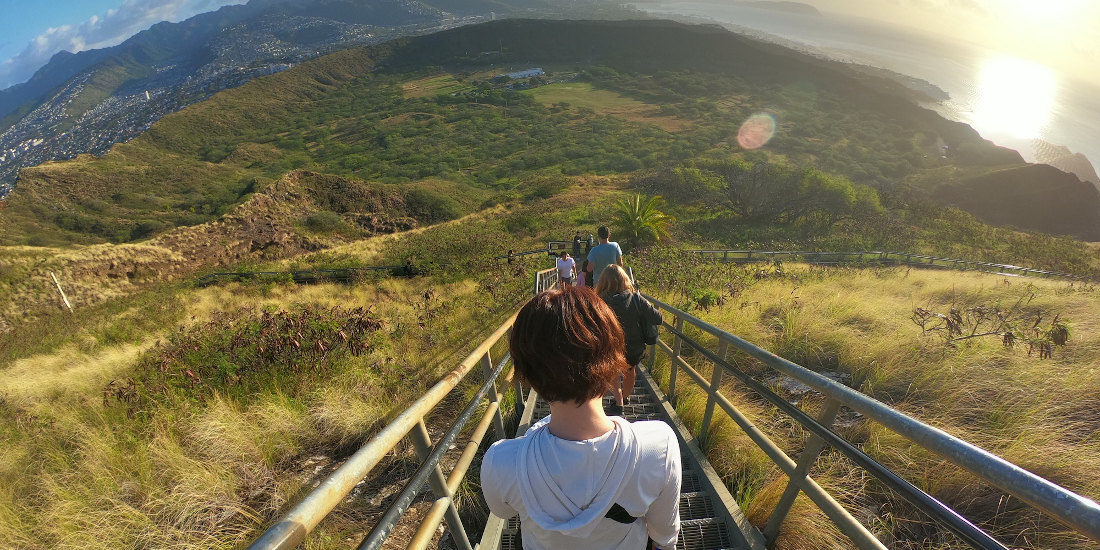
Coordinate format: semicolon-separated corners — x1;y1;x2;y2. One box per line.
304;210;345;232
405;188;462;224
104;305;384;413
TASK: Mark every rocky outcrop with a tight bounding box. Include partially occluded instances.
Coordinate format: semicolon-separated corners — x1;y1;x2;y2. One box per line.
934;164;1100;241
2;171;420;320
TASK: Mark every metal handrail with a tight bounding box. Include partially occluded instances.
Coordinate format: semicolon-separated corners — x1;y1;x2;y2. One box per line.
689;250;1086;280
356;352;512;550
492;248;549;260
534;267;559;294
660;321;1004;550
246;311;519;550
642;293;1100;547
201;248;550;286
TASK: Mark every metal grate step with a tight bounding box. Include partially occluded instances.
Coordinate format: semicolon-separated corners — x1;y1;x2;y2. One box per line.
679;517;735;550
681;469;702;493
679;491;719;521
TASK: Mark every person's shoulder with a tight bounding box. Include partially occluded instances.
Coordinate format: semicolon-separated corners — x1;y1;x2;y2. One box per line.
484;437;523;471
628;421;679;472
629;420;677;447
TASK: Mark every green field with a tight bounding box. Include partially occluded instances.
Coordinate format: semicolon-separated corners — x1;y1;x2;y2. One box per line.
402;74;470;97
526;81;649;110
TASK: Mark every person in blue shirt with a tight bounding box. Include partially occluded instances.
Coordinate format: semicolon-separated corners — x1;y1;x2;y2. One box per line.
585;226;623;287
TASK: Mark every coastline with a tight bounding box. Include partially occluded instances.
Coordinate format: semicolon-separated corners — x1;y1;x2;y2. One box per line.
631;2;1100;187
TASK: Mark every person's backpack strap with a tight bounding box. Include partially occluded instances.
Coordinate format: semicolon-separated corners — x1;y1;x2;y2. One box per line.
605;502;639;524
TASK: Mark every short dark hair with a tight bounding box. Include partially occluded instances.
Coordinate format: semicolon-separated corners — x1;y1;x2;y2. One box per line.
598;226;610;239
510;287;628;403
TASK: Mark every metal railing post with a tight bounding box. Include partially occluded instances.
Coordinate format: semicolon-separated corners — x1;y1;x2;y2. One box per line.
668;316;685;406
699;339;728;445
763;398;844;547
482;351;507;440
410;421;474;550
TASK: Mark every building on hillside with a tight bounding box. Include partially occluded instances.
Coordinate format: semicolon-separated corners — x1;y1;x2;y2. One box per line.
505;68;545;79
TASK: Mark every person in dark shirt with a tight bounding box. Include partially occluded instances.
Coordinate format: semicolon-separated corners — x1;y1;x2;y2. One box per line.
594;265;662;416
572;233;583;259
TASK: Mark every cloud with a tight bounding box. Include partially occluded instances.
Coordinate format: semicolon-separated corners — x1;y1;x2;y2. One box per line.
0;0;246;89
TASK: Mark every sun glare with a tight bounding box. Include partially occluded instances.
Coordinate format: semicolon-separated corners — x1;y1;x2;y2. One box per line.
1004;0;1090;18
971;55;1057;140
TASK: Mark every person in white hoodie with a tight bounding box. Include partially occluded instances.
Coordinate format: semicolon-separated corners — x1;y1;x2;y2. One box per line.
482;287;681;550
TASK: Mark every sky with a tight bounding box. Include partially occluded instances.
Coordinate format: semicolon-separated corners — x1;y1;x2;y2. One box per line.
0;0;247;90
811;0;1100;87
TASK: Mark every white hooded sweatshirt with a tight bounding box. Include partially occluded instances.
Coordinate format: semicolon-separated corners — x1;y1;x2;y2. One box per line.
481;416;681;550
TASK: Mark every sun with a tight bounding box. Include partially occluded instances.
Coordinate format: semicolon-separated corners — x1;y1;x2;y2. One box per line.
971;55;1057;140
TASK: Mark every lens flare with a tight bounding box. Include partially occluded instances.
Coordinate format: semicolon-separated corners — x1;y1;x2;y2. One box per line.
737;113;776;150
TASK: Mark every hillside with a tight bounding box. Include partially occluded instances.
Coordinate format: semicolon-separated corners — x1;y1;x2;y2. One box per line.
0;0;641;197
934;164;1100;240
7;18;1086;251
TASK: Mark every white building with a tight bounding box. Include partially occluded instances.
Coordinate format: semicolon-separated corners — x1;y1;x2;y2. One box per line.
505;68;545;79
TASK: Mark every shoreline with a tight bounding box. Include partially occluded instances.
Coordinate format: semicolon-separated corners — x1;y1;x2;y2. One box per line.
631;2;1100;187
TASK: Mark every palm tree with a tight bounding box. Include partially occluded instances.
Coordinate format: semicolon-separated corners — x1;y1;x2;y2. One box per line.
612;194;673;247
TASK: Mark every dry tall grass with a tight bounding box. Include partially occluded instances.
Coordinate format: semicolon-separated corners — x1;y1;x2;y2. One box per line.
0;273;515;549
646;264;1100;549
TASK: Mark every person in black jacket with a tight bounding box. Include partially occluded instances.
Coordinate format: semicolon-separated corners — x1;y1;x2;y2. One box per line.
594;265;662;416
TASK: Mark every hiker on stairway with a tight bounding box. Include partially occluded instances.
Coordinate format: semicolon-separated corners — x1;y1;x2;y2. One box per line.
557;252;577;287
595;265;662;417
482;287;681;550
586;226;623;287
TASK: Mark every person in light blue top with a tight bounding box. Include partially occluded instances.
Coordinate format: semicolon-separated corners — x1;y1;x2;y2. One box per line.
585;226;623;287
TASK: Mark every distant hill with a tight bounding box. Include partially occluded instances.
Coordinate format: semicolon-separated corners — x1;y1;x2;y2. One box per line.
934;164;1100;241
1033;139;1100;188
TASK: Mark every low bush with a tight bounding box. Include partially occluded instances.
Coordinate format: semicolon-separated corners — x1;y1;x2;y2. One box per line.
304;210;345;232
105;305;384;415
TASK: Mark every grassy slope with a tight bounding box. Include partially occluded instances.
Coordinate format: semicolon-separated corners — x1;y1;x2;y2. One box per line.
634;253;1100;548
0;182;619;548
3;174;1100;549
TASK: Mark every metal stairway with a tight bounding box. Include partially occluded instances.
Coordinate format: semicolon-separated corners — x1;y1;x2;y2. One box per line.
493;367;761;550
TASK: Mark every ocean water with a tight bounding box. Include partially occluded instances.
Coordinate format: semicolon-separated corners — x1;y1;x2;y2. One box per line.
636;2;1100;175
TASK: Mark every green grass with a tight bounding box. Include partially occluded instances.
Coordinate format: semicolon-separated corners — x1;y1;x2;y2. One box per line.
527;81;648;110
402;73;470;97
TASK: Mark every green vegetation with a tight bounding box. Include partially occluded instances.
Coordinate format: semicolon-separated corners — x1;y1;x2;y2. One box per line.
612;193;673;247
528;81;648;111
2;19;1027;247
